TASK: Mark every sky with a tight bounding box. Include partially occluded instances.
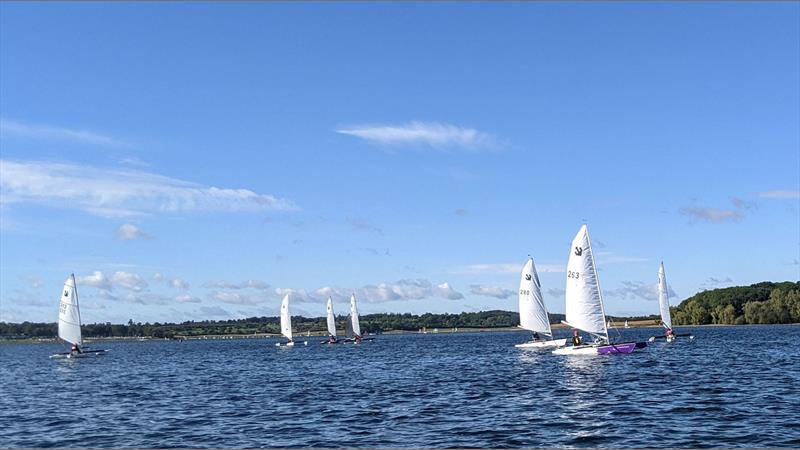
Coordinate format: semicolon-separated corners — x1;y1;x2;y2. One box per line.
1;2;798;324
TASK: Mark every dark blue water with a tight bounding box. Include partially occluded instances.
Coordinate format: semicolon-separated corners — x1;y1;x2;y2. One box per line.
1;325;799;448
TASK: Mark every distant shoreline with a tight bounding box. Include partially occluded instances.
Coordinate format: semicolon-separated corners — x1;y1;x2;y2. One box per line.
4;322;798;344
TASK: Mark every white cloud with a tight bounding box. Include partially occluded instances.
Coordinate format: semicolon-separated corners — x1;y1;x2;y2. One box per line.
0;160;296;218
209;291;263;306
76;270;147;292
594;252;649;264
679;207;743;223
116;223;151;240
469;285;515;299
0;118;129;147
169;277;189;290
313;279;464;303
606;281;677;302
758;190;800;199
202;280;270;290
450;263;565;274
175;294;201;303
335;121;496;150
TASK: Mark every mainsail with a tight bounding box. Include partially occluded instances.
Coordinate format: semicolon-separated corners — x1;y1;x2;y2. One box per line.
519;258;552;337
564;225;609;340
350;294;361;337
280;294;292;340
58;274;83;346
658;262;672;330
326;297;337;337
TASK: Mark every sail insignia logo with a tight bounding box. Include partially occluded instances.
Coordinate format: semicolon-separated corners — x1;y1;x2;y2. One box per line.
64;290;69;297
574;247;583;256
525;274;532;281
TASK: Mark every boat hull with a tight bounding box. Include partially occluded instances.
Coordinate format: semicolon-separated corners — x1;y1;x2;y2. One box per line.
515;338;567;348
50;349;109;359
552;341;646;355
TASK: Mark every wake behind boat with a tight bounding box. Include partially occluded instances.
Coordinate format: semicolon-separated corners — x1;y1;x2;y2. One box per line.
648;262;694;343
515;258;566;349
50;274;109;359
552;225;648;356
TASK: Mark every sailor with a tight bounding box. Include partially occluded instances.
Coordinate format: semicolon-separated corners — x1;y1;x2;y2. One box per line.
533;331;540;341
665;328;674;338
328;335;336;344
571;329;582;346
70;344;81;355
355;334;363;344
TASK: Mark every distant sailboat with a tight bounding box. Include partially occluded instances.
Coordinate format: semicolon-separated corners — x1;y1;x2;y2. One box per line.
276;293;306;347
624;320;630;329
649;262;694;342
515;258;567;348
321;297;338;344
50;274;108;359
345;294;363;343
553;225;647;355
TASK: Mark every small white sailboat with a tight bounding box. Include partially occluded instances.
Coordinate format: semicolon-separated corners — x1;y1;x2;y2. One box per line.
50;274;108;359
624;320;630;329
345;294;363;343
321;297;338;344
515;258;567;348
649;262;694;343
276;293;306;347
553;225;647;355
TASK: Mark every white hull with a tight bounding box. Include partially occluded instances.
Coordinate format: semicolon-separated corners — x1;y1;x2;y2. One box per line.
552;345;599;355
515;338;567;348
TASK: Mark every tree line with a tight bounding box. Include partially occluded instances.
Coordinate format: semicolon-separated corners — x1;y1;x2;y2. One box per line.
671;281;800;326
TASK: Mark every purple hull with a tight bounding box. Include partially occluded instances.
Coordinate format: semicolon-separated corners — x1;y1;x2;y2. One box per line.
597;341;647;354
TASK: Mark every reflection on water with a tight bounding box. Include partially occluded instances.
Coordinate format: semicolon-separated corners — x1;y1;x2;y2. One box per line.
1;325;799;448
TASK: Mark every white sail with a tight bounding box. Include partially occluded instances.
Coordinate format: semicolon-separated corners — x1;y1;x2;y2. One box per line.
658;262;672;329
518;258;552;336
564;225;608;339
58;274;83;346
280;294;292;340
350;294;361;337
326;297;337;337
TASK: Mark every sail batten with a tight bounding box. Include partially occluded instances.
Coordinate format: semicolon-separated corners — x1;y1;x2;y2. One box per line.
280;294;292;340
564;225;608;340
519;258;552;336
58;274;83;346
326;297;337;338
658;262;672;329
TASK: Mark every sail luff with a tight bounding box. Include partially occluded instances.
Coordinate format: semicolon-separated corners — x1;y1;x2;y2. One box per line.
280;294;292;340
326;297;337;337
518;258;553;336
58;274;83;346
658;262;672;329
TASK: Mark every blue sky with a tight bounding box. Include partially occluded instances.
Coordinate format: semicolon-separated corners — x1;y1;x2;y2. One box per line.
1;3;798;324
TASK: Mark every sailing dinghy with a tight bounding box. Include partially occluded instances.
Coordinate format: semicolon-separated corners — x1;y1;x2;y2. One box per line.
50;274;108;359
515;258;567;348
320;297;339;344
648;262;694;343
552;225;648;355
344;294;373;344
276;293;307;347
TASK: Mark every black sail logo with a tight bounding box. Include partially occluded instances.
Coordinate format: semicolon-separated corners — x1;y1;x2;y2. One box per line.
64;290;69;297
525;274;532;281
574;246;583;256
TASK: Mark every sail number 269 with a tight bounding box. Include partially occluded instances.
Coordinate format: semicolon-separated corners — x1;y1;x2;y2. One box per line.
567;271;580;279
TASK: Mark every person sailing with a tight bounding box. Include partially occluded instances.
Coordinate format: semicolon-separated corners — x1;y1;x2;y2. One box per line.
665;327;674;340
70;343;82;356
532;331;541;341
327;335;337;344
571;329;583;346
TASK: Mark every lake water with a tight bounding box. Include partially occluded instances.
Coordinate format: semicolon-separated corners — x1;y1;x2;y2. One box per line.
1;325;799;448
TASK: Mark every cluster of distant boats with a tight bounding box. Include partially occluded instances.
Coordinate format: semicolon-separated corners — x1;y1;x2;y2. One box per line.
50;224;692;359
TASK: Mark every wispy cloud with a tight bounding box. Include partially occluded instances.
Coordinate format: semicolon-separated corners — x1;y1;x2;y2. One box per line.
605;281;676;302
175;294;201;303
454;208;469;217
169;277;189;290
116;223;151;240
758;190;800;199
679;207;743;223
314;279;464;303
346;217;383;235
0;118;128;147
450;263;565;274
0;160;296;218
208;291;263;306
202;280;270;290
335;121;496;150
594;252;649;264
469;285;515;299
77;271;148;292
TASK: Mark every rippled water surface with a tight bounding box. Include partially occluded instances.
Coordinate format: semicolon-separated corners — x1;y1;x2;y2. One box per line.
2;325;799;448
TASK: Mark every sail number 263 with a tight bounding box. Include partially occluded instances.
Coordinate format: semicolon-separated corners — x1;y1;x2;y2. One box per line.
567;271;580;279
